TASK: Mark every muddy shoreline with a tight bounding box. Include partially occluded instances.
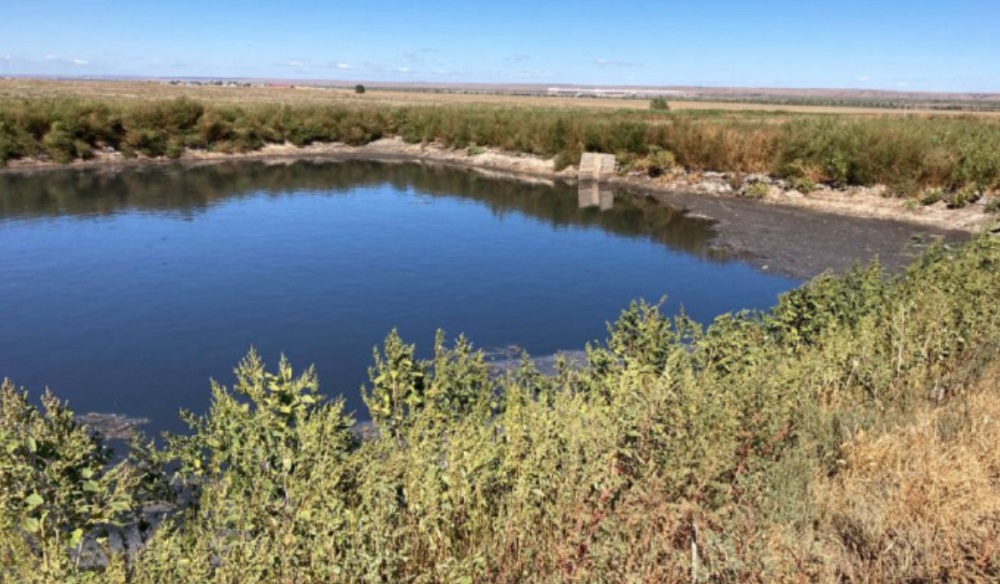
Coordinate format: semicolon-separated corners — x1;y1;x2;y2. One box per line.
3;137;993;231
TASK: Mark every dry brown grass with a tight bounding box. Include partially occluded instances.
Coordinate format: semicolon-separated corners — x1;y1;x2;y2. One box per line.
4;78;999;118
815;371;1000;583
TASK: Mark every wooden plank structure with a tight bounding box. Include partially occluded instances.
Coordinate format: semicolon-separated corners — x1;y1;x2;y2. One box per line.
578;153;616;182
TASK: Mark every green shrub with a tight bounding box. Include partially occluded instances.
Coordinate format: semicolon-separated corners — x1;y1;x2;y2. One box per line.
647;145;676;177
625;146;677;178
789;176;817;193
41;124;78;163
0;380;139;582
921;187;945;205
554;149;579;171
4;95;1000;197
743;182;769;199
164;138;185;160
946;185;983;209
650;97;670;111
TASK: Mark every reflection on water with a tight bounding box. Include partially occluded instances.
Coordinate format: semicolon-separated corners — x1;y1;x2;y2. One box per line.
0;160;798;433
0;160;731;263
577;181;615;211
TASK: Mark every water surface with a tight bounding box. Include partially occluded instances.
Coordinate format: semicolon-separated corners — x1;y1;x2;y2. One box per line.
1;161;799;433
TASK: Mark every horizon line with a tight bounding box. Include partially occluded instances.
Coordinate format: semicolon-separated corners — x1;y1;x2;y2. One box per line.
3;74;1000;99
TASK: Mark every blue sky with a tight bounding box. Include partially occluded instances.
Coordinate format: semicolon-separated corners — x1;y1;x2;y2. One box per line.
1;0;997;91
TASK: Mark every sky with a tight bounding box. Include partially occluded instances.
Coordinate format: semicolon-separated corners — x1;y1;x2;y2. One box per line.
1;0;998;92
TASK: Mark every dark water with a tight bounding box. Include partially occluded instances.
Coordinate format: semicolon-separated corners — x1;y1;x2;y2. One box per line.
0;160;799;433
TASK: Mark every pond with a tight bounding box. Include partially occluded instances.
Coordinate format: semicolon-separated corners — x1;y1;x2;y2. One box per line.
0;159;866;434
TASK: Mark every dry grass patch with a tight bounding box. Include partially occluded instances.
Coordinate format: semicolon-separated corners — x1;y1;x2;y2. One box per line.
817;385;1000;582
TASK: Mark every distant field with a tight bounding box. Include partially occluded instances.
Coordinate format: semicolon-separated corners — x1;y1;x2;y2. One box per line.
3;78;999;118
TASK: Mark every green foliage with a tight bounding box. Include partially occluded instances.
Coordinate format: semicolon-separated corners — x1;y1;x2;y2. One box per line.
921;187;945;205
362;330;494;438
362;329;427;436
945;185;983;209
553;148;579;171
42;122;87;163
743;182;769;199
619;145;676;178
650;146;675;172
0;380;139;582
650;97;671;111
775;116;1000;194
5;96;1000;199
354;84;366;95
788;176;817;193
150;350;357;583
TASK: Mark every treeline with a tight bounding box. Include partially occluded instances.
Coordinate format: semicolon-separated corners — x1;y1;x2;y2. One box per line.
4;235;1000;582
3;97;1000;196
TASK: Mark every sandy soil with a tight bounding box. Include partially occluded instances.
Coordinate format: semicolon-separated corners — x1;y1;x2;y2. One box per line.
4;137;992;235
611;171;993;233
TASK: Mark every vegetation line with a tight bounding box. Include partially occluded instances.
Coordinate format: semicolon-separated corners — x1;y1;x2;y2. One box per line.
3;96;1000;203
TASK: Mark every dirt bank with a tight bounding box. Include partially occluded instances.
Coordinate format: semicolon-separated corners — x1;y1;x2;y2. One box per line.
2;137;994;234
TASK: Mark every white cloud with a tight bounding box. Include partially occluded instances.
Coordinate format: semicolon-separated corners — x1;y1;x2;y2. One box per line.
396;66;412;73
72;59;88;66
857;75;870;82
335;62;351;69
288;60;306;68
44;54;58;61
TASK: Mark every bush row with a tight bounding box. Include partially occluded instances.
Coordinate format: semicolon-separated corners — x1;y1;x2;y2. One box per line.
3;97;1000;196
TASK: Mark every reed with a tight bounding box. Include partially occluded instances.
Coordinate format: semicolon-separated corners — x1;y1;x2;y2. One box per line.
4;96;1000;196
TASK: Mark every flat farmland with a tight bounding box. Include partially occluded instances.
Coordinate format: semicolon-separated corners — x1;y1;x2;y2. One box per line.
3;78;998;118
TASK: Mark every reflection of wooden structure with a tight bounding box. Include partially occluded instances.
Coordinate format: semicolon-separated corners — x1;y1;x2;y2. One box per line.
578;181;615;211
578;153;616;211
579;153;616;182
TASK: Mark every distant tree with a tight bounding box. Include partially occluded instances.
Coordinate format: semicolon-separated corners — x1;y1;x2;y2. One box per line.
650;97;670;111
355;84;366;95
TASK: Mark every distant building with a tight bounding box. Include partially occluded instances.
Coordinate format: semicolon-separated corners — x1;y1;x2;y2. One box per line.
546;87;690;99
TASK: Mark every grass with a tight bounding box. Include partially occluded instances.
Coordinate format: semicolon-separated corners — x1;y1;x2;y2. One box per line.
3;92;1000;198
3;234;1000;582
816;387;1000;582
4;79;999;117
